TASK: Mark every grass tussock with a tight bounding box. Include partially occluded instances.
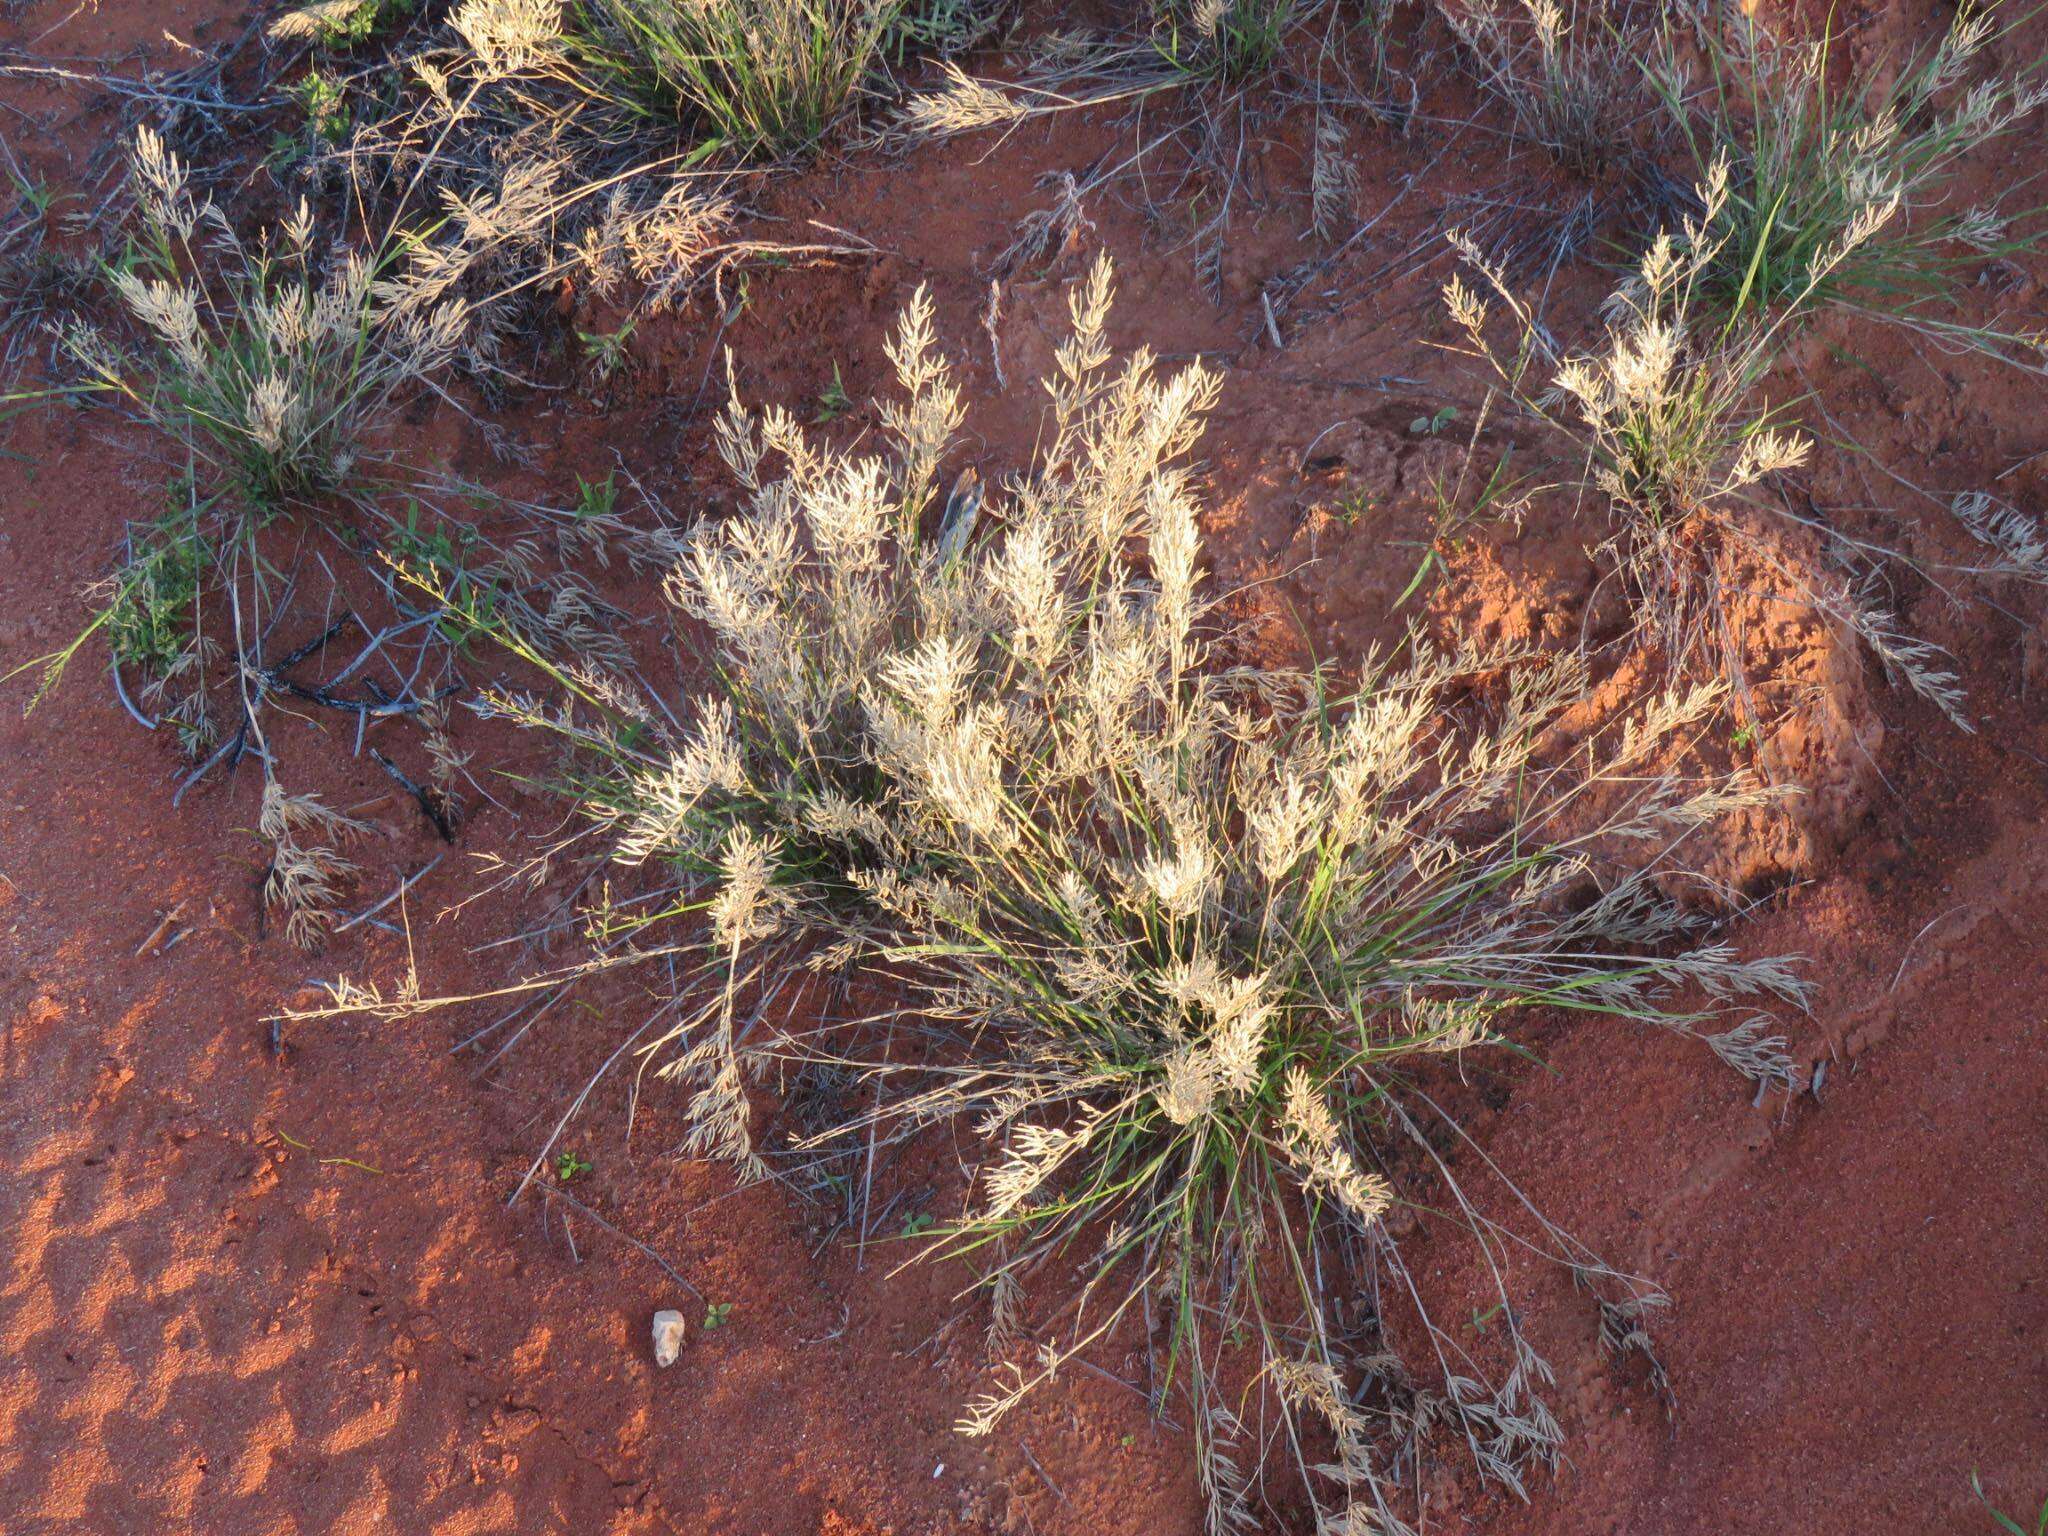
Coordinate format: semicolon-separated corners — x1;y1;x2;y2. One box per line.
1651;6;2048;361
1152;0;1304;82
575;0;905;153
64;128;466;505
309;262;1807;1530
1442;149;2048;729
1440;0;1646;177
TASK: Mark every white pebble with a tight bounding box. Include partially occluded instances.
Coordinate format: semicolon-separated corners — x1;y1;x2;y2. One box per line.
651;1308;687;1368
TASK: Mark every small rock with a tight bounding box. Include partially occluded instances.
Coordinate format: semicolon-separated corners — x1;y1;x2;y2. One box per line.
650;1309;686;1368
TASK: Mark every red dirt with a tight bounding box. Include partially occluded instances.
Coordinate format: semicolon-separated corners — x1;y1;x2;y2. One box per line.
2;0;2045;1532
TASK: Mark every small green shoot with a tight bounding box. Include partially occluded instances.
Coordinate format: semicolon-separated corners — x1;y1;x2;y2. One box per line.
1973;1471;2048;1536
556;1149;593;1181
9;167;56;218
576;470;621;518
722;272;752;326
1409;404;1459;437
812;363;852;423
702;1300;734;1329
1333;489;1377;527
577;318;637;381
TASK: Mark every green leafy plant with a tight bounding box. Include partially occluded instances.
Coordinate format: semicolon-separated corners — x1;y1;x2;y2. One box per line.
556;1149;593;1180
12;497;215;743
288;70;353;144
702;1300;734;1329
576;470;620;518
10;165;55;219
1469;1300;1508;1334
1333;488;1376;527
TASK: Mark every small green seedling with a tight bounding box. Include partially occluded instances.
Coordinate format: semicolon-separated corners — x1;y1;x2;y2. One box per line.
1334;489;1378;527
575;471;619;518
813;364;852;423
288;70;351;144
1972;1471;2048;1536
703;1301;734;1329
900;1211;936;1237
1731;722;1757;751
10;168;56;218
1469;1300;1507;1334
722;273;752;327
555;1149;591;1182
577;319;637;382
1409;404;1459;437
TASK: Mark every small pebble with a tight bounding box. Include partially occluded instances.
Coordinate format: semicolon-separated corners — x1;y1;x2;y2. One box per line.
651;1308;687;1368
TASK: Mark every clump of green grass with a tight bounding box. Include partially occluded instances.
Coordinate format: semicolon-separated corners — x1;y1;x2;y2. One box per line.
1152;0;1302;81
63;128;466;505
574;0;904;153
302;258;1806;1531
883;0;1004;63
1650;5;2048;362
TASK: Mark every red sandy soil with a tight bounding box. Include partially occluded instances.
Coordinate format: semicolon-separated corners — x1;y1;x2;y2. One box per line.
1;1;2044;1532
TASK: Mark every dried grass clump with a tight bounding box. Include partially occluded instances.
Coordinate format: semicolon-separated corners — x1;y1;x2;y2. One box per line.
19;122;696;848
1444;156;2019;728
64;129;466;504
1441;0;1646;176
324;259;1806;1530
260;778;374;947
298;0;885;385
